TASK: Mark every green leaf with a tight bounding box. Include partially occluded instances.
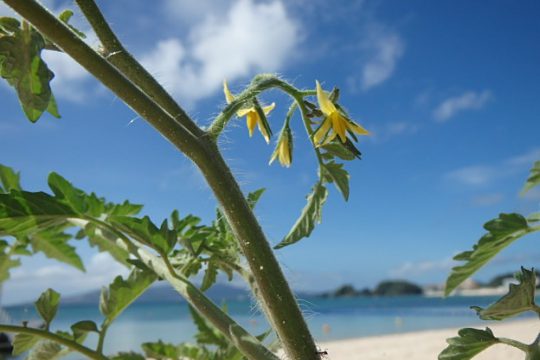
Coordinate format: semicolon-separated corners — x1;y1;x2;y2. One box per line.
0;20;59;121
12;333;39;355
321;142;358;161
522;161;540;195
58;10;86;39
100;269;157;324
528;212;540;223
109;216;175;255
0;17;21;33
445;213;533;295
0;251;20;282
48;172;87;214
322;161;350;200
82;223;130;266
111;352;146;360
439;328;500;360
471;267;537;320
70;320;99;342
26;341;63;360
0;164;21;192
188;305;228;348
274;182;328;249
30;229;84;271
247;188;265;209
200;260;218;292
35;288;61;328
142;340;180;359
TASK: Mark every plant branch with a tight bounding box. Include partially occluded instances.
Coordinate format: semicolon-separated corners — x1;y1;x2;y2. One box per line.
0;324;109;360
5;3;321;359
136;248;280;360
498;337;529;353
74;0;203;139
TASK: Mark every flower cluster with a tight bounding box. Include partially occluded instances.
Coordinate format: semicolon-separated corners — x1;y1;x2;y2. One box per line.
223;80;369;168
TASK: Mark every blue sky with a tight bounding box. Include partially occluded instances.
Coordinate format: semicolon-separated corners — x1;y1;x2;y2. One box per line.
1;0;539;305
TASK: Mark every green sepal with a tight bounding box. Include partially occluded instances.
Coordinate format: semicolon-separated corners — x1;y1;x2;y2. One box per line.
70;320;99;342
0;164;21;193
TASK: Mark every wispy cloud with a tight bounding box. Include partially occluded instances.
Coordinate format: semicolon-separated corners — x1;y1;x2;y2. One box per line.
433;90;492;122
369;121;419;142
445;165;495;186
142;0;300;106
389;257;456;278
471;193;504;207
444;147;540;187
360;29;404;91
4;253;128;305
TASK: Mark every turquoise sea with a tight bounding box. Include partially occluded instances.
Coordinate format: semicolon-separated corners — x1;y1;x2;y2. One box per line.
2;295;532;358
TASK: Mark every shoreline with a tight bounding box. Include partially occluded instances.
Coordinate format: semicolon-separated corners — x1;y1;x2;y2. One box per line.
314;318;539;360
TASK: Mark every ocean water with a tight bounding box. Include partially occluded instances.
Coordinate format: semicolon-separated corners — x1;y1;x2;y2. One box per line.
2;295;533;358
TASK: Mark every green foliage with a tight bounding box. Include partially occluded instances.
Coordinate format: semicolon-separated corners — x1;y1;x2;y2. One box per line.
445;213;534;295
274;182;328;249
438;328;500;360
0;17;59;122
100;269;157;325
30;228;84;271
58;10;86;39
322;161;350;200
71;320;99;342
35;288;61;329
111;352;146;360
522;161;540;195
0;163;22;192
471;267;538;320
26;340;64;360
12;333;40;355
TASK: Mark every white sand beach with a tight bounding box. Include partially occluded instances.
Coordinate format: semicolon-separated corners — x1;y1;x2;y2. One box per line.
315;319;539;360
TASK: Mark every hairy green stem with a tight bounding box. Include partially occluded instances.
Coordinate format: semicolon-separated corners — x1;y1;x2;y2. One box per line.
498;337;529;353
5;2;320;359
74;0;203;139
137;248;280;360
96;323;109;355
0;324;109;360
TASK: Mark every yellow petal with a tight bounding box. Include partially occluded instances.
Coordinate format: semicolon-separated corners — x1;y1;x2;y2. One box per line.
262;102;276;115
332;113;348;143
320;130;337;146
316;80;337;115
223;80;235;104
313;116;332;144
237;107;254;117
246;112;258;137
347;120;370;135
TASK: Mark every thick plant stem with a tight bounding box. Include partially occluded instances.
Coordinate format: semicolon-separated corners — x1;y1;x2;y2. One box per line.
196;140;320;360
0;324;109;360
74;0;203;139
4;2;320;359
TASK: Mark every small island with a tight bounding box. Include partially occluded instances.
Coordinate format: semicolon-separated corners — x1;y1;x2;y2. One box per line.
319;280;423;298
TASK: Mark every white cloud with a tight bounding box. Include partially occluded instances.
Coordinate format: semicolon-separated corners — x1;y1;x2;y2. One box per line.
389;257;456;278
445;165;495;186
471;193;504;206
360;30;404;91
4;253;128;305
444;147;540;187
142;0;300;105
433;90;492;122
42;51;92;102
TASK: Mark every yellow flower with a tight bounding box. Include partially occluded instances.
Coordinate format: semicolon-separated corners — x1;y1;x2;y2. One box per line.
269;125;293;167
313;80;369;145
223;80;275;144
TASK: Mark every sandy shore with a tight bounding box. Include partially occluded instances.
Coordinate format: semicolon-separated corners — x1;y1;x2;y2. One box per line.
313;319;539;360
